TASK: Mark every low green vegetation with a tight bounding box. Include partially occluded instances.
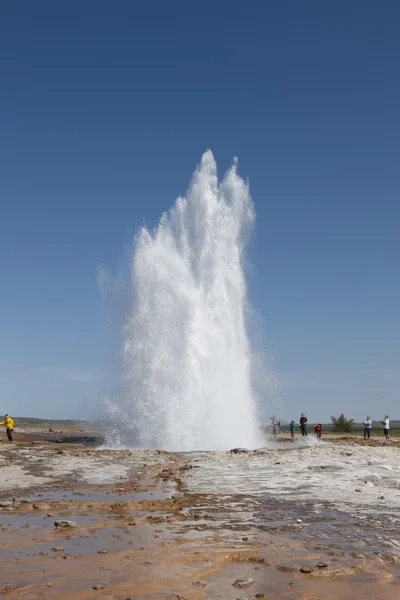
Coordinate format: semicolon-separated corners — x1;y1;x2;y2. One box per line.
331;413;355;433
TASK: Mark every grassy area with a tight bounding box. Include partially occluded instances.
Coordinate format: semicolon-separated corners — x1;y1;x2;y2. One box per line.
14;423;83;431
10;417;84;429
318;421;399;437
11;416;81;425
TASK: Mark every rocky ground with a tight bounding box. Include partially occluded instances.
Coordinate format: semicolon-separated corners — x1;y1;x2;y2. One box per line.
0;432;399;599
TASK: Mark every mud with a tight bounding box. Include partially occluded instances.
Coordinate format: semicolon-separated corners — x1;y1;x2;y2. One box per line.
0;432;399;599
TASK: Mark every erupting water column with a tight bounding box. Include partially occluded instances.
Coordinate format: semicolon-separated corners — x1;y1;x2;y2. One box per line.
107;151;263;451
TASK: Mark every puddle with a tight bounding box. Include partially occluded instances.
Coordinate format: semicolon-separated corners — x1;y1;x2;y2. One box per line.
0;512;98;542
0;514;168;562
18;480;176;504
3;523;160;561
206;561;399;600
178;489;400;563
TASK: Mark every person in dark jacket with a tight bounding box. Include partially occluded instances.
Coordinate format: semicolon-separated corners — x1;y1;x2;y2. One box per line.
300;413;308;436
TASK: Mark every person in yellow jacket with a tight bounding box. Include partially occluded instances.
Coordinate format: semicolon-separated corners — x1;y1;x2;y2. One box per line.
0;414;14;442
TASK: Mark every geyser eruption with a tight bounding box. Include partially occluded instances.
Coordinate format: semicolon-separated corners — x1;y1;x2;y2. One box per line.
108;151;263;450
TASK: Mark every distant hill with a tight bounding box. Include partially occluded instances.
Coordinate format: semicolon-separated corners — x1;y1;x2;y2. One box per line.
11;416;83;426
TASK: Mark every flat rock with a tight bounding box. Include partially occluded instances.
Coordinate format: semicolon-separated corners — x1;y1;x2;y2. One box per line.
54;520;77;528
230;448;249;454
192;580;208;588
172;492;183;500
307;465;341;472
300;567;314;574
0;501;14;508
33;503;51;510
233;578;254;588
316;562;328;568
277;565;296;573
51;546;64;552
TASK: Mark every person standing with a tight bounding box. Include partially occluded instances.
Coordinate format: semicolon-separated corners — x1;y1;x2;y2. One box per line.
271;415;280;440
363;416;372;439
290;420;296;439
300;413;308;436
382;415;390;440
0;414;14;442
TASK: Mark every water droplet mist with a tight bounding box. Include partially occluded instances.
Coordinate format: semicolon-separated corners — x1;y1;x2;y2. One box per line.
106;151;264;450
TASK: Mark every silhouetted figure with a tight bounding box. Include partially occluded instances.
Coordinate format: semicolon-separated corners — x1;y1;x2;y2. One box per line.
300;413;308;436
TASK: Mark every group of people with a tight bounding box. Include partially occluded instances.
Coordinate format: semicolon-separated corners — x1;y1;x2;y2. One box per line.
0;412;393;444
271;413;318;440
270;413;392;440
0;414;14;442
290;413;321;438
364;415;390;440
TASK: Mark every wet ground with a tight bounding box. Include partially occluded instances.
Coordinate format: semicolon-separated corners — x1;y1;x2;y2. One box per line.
0;432;399;599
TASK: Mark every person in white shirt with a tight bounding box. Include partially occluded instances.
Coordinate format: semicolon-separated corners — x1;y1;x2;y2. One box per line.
382;415;390;440
363;416;372;439
271;415;280;440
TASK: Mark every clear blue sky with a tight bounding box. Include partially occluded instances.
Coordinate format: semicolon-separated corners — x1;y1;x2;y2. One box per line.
1;1;399;422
